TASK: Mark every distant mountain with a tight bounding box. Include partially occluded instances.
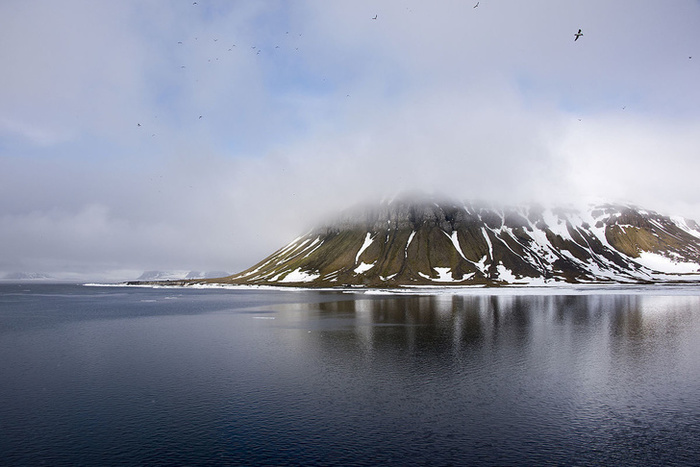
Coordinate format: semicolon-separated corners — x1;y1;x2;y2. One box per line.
137;271;189;281
211;197;700;287
2;272;54;281
185;271;230;280
136;270;230;281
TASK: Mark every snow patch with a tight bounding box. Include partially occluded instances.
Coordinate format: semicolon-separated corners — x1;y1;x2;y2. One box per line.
354;262;375;274
433;267;455;282
495;263;518;282
482;228;493;260
417;267;457;282
672;216;700;239
278;268;321;283
405;231;416;258
475;256;488;273
446;231;467;260
355;233;374;264
300;237;323;259
635;252;700;274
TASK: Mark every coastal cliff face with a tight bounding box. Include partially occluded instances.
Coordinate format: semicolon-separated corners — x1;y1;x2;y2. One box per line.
211;198;700;287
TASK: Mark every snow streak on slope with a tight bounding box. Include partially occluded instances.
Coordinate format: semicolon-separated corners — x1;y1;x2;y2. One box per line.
355;233;374;264
447;231;468;261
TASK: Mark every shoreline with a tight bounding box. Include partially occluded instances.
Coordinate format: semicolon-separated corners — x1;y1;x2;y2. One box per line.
85;281;700;296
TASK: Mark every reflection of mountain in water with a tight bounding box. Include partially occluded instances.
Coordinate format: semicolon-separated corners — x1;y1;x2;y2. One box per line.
256;290;700;462
268;294;700;367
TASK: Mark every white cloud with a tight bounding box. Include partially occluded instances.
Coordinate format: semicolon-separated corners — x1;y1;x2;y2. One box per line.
1;0;700;279
555;115;700;218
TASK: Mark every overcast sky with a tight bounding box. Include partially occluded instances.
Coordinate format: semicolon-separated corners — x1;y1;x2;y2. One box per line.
1;0;699;280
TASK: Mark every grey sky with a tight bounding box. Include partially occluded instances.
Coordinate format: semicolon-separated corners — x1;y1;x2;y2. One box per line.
1;0;699;280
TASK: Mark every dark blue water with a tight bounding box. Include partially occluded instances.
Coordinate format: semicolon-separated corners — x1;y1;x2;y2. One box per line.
2;284;700;466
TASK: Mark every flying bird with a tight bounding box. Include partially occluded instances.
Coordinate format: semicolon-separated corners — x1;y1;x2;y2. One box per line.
574;29;583;41
474;2;479;8
372;14;377;19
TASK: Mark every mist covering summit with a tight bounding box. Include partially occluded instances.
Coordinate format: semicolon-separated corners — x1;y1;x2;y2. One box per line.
203;198;700;287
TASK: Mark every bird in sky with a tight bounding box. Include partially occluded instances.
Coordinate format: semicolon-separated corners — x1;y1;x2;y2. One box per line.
474;2;479;8
574;29;583;41
372;15;377;20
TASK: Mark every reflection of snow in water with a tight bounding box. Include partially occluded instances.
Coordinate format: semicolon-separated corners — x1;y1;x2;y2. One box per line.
359;284;700;297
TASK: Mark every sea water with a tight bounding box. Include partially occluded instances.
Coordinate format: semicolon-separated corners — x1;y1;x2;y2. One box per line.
1;283;700;465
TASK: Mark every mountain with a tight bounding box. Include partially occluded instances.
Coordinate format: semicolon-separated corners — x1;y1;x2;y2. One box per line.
211;197;700;287
137;270;230;281
185;271;231;280
2;272;54;281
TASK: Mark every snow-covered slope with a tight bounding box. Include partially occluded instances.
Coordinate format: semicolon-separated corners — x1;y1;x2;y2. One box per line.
219;198;700;287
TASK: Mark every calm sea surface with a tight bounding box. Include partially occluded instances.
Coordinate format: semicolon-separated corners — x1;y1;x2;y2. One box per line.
2;283;700;466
